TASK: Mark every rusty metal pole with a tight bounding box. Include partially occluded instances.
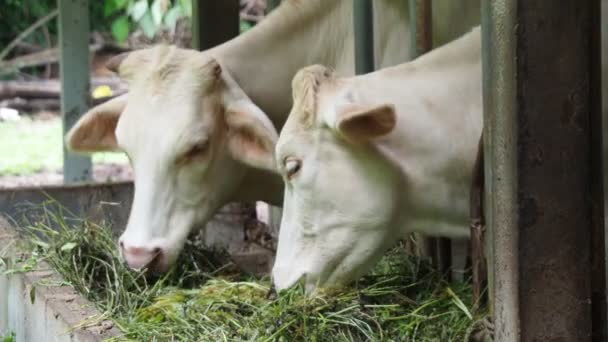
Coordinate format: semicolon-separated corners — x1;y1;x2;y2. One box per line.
408;0;432;58
353;0;374;74
408;0;453;281
482;0;606;340
192;0;240;51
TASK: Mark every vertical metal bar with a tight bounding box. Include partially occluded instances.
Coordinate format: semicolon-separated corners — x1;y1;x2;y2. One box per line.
601;0;608;335
59;0;91;183
408;0;432;58
408;0;453;281
480;0;496;319
191;0;240;51
589;0;607;339
483;0;605;340
353;0;374;74
267;0;281;13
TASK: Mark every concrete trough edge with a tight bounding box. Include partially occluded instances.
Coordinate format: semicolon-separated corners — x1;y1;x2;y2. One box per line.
0;217;122;342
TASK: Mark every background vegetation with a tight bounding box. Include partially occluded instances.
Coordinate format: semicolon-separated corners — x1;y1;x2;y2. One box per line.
0;0;192;51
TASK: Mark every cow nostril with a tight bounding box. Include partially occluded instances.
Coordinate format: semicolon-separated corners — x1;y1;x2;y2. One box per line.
152;247;161;255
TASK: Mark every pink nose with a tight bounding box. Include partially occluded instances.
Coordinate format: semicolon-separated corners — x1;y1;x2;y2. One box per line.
119;240;163;271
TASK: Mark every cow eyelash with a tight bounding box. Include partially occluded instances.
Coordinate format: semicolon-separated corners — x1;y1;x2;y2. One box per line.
177;140;210;165
284;157;301;180
188;140;210;157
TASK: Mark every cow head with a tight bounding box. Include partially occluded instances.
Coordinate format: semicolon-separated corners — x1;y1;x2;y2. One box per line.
66;46;278;272
270;65;406;292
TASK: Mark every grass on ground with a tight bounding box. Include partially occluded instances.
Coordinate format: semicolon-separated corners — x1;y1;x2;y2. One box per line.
0;117;128;176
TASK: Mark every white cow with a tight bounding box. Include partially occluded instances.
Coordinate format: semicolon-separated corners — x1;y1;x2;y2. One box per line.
270;28;482;291
65;0;479;272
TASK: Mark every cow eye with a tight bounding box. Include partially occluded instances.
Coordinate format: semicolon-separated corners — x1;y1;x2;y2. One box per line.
284;157;301;179
187;140;210;158
177;140;210;165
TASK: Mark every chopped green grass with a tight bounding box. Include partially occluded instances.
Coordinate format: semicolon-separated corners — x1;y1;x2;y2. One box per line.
1;331;15;342
3;202;487;341
0;117;127;176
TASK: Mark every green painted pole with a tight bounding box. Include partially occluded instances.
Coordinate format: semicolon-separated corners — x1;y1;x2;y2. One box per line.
59;0;91;183
353;0;374;74
192;0;240;51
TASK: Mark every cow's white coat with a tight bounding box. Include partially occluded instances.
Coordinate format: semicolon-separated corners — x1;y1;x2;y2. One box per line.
272;28;482;291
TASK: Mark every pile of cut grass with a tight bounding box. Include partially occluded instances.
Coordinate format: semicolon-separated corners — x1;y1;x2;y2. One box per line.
3;202;486;341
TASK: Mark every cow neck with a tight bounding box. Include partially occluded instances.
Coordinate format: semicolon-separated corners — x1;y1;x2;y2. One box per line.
361;28;482;237
211;0;352;129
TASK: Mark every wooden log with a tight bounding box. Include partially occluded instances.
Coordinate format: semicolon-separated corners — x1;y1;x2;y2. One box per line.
0;78;127;100
0;43;129;74
0;93;123;113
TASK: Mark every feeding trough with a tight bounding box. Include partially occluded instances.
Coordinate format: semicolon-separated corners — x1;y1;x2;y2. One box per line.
0;217;121;341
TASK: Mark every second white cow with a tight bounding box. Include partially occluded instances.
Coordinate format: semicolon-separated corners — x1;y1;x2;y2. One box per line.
269;28;482;291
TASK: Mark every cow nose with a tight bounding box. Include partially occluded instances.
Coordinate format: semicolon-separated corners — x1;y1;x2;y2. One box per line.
119;240;163;271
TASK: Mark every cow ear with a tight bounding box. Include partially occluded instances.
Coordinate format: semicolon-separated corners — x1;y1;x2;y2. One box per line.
335;104;396;142
65;94;127;152
225;100;278;172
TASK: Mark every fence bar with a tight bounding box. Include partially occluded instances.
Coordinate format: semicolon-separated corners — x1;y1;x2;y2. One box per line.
408;0;432;58
482;0;605;340
353;0;374;74
590;0;607;339
407;0;452;281
59;0;91;183
192;0;240;51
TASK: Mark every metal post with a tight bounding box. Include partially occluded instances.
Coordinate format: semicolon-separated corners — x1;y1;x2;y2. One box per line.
353;0;374;74
59;0;91;183
408;0;432;58
482;0;606;340
408;0;452;281
191;0;240;51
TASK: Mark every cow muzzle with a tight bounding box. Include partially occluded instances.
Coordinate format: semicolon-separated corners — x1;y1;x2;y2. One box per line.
119;240;168;272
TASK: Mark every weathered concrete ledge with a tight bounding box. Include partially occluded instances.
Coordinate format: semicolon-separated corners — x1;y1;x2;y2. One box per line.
0;218;122;342
0;182;133;237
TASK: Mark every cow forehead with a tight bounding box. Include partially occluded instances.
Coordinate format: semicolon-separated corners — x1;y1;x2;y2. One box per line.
115;91;219;159
114;47;223;149
289;65;336;127
120;46;218;91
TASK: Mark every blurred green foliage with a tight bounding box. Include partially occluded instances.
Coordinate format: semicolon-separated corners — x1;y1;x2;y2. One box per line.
0;0;191;50
0;0;257;52
104;0;191;43
0;0;109;51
